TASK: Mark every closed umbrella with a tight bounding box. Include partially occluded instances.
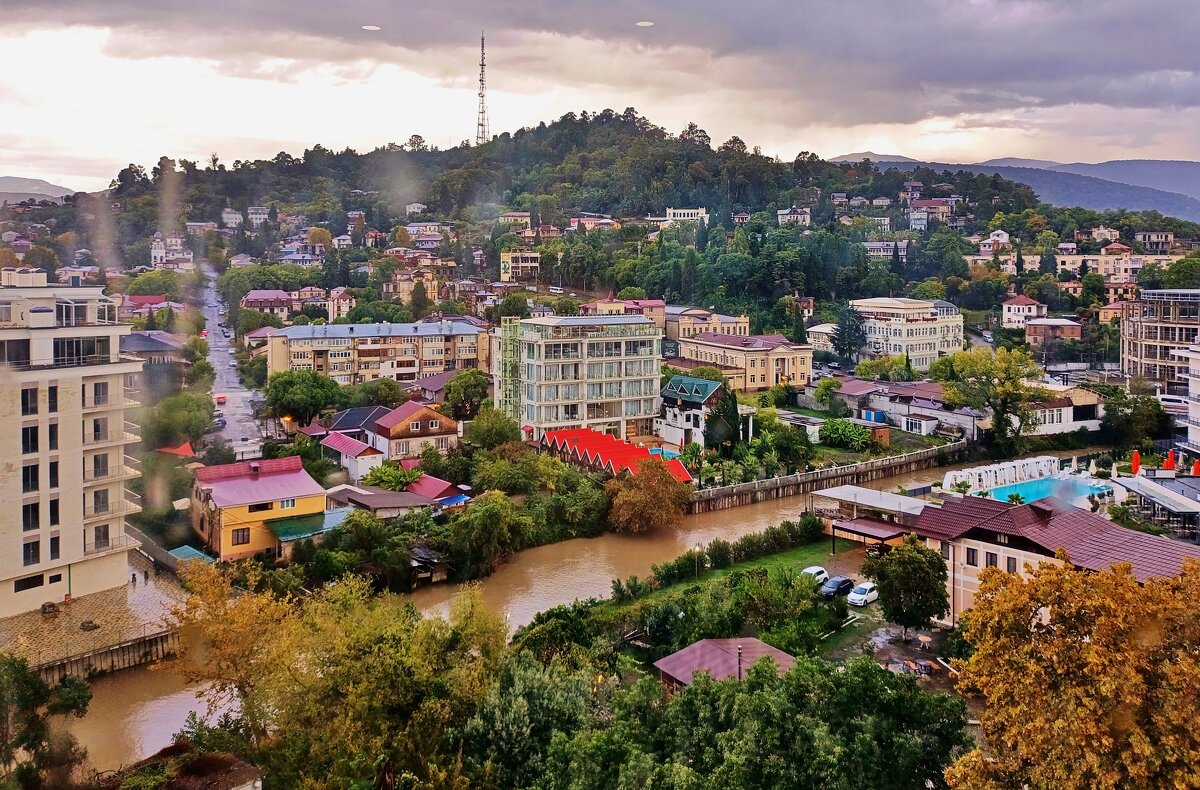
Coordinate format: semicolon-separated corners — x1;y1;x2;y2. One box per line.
1131;450;1141;476
1165;450;1176;471
1088;458;1097;475
1193;459;1199;477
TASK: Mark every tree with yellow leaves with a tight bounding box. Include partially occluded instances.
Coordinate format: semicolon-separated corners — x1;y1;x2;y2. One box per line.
929;346;1046;457
604;458;692;534
305;226;333;253
946;556;1200;789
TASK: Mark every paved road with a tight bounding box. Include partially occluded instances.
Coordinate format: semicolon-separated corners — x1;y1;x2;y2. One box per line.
200;266;264;459
967;331;992;349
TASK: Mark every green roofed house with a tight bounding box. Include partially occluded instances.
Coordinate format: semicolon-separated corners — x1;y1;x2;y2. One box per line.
656;374;725;449
268;507;353;560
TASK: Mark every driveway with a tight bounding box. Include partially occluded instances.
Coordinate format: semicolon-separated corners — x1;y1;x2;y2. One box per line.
201;265;263;459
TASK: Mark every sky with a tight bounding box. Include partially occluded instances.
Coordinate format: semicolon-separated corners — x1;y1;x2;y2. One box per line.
2;0;1198;192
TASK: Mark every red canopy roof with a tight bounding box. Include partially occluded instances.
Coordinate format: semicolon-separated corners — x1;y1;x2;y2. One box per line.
159;440;195;457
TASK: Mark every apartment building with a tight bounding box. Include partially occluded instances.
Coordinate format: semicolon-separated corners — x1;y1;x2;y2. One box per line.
266;321;488;385
1001;295;1047;328
1121;290;1200;390
850;297;964;372
494;315;661;440
382;268;440;305
1170;344;1200;455
499;250;540;283
675;332;812;392
664;305;750;340
1135;231;1175;255
246;206;269;227
579;296;666;329
1025;317;1082;347
663;207;709;225
0;268;143;617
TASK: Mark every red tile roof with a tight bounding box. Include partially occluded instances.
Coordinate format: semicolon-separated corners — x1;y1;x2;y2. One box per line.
125;294;168;307
543;428;692;483
320;432;381;457
914;496;1200;581
193;455;325;508
1003;295;1041;306
373;401;449;432
687;331;796;350
653;638;794;686
407;473;457;500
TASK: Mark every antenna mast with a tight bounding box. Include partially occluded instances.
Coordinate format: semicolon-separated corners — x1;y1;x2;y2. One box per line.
476;32;489;146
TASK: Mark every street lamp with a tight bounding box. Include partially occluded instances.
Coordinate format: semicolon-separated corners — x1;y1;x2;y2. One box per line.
694;542;703;580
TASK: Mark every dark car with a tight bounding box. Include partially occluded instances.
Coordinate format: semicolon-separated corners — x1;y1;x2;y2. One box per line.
819;576;854;599
205;418;227;434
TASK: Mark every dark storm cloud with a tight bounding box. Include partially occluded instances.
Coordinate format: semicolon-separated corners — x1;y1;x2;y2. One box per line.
5;0;1200;125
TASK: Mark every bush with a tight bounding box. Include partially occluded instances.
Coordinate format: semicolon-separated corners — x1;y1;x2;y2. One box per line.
706;539;733;569
824;596;850;631
760;619;823;656
940;627;975;661
798;513;824;544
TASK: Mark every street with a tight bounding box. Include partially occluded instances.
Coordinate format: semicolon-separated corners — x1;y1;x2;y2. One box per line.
201;265;264;459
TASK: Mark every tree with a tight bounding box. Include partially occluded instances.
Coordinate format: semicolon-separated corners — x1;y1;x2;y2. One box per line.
860;534;949;641
362;462;423;491
464;406;521;449
444;368;489;418
552;296;580;316
947;557;1200;790
265;369;340;425
1162;256;1200;289
604;458;692;534
494;293;530;319
409;280;433;317
235;309;283;336
306;226;333;253
831;303;866;361
1098;385;1172;450
616;286;647;300
687;365;726;383
450;491;534;577
819;418;871;451
143;390;213;446
931;347;1045;457
0;654;91;786
813;376;842;407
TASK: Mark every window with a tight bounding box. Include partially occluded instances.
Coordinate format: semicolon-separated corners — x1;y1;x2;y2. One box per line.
93;524;110;549
14;575;43;593
939;541;951;560
985;552;998;568
995;533;1009;545
395;441;410;456
21;387;37;416
429;420;440;429
21;425;37;454
436;437;450;450
231;528;251;546
410;421;422;431
92;381;109;405
48;423;58;451
280;498;296;509
49;535;60;561
1006;556;1018;573
966;548;978;567
49;461;58;489
22;502;39;531
23;540;40;566
49;499;59;526
47;386;57;413
22;464;38;493
248;502;273;513
48;573;62;584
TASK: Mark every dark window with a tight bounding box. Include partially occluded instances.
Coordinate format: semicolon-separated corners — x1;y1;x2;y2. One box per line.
939;541;951;560
49;499;59;526
49;535;60;561
48;423;58;450
22;502;39;531
21;425;38;454
21;464;38;493
231;528;251;545
48;573;62;584
966;548;978;567
247;502;273;513
92;381;109;405
1006;556;1018;573
21;387;37;416
14;574;44;593
23;541;40;566
48;461;58;489
92;524;110;549
47;386;57;412
986;552;998;568
93;454;109;478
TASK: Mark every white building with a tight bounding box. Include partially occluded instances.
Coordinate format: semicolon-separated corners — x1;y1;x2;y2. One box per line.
494;315;661;441
1173;345;1200;455
850;297;964;371
979;229;1011;255
149;231;193;267
806;323;837;353
247;206;270;228
909;210;929;231
664;207;709;225
0;268;143;617
405;202;428;216
221;208;244;228
862;240;908;263
656;374;724;448
185;221;217;236
777;206;811;227
333;234;353;250
1001;295;1047;328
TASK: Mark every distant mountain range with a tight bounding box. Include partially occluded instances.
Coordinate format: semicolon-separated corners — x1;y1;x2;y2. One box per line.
830;153;1200;222
0;176;76;205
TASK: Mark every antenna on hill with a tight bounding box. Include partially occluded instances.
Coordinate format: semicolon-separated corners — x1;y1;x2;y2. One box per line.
476;32;490;147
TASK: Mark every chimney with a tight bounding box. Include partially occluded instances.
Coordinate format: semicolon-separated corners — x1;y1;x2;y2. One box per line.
737;644;743;681
249;462;260;478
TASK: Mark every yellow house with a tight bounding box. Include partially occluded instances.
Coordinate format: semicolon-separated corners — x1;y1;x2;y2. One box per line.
190;456;327;561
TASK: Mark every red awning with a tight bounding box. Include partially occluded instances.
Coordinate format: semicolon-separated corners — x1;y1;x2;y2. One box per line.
159;440;195;457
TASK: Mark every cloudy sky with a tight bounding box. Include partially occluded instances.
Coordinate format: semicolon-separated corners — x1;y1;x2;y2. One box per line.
2;0;1198;191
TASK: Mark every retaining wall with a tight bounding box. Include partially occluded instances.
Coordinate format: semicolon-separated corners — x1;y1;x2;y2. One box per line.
36;630;181;682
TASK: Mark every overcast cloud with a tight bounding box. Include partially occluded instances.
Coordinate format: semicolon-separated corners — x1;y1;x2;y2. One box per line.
2;0;1197;189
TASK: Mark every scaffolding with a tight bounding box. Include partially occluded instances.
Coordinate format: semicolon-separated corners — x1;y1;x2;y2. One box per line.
498;316;522;422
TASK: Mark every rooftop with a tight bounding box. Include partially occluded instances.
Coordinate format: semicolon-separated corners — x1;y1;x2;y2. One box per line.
662;374;724;404
653;638;794;686
522;315;654;327
1003;295;1042;306
193;456;325;508
813;484;929;516
278;321;485;340
684;331;803;350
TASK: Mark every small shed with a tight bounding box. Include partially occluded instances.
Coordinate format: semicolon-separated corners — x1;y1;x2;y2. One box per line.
652;638;794;690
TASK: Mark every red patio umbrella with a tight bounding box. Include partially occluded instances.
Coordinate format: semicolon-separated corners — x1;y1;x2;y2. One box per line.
1131;450;1141;475
1193;459;1200;476
1165;450;1176;470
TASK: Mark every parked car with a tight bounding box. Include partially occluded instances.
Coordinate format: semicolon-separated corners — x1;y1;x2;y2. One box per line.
206;418;227;433
819;576;854;599
847;581;879;606
215;394;227;405
866;542;893;559
800;565;829;584
228;360;237;367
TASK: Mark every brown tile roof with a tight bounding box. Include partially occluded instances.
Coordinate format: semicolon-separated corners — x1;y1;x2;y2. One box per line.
652;638;794;686
1003;295;1041;306
688;331;798;350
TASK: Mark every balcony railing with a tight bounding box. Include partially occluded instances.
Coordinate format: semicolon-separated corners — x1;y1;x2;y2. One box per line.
82;458;142;483
83;534;132;556
82;395;140;410
83;493;142;521
82;430;140;447
1;353;143;371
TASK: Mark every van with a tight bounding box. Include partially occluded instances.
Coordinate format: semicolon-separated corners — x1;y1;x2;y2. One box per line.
548;286;564;295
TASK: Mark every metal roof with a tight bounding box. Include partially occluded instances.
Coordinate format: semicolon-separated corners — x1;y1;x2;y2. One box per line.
269;507;353;542
278;321;484;339
813;485;929;516
1116;477;1200;514
653;638;794;686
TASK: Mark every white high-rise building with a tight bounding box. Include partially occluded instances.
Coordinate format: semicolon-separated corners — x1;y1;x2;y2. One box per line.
850;297;964;371
0;268;143;617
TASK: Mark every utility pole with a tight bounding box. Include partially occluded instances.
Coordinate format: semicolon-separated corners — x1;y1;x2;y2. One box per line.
476;32;489;147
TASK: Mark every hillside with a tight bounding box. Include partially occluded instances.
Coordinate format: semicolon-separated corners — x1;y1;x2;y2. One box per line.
1048;160;1200;202
0;176;75;199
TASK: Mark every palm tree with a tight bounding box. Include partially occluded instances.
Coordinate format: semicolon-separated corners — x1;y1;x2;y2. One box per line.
680;442;704;472
1007;493;1026;504
363;462;423;492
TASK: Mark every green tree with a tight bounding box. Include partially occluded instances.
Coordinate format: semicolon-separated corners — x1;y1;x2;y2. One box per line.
235;309;283;336
861;534;949;641
450;491;534;577
615;286;647;299
143;390;214;446
604;458;692;534
0;654;92;786
552;296;581;316
265;369;340;426
494;294;530;319
831;303;866;361
444;368;490;418
464;406;521;449
409;280;433;318
932;347;1045;457
813;376;842;407
361;462;424;492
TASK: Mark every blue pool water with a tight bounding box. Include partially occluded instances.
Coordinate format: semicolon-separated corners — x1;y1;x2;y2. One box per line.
986;476;1110;503
649;448;681;460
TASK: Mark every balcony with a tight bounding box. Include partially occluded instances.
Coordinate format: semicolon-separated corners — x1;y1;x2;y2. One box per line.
82;429;140;448
83;534;133;557
82;395;140;411
82;457;142;484
83;492;142;522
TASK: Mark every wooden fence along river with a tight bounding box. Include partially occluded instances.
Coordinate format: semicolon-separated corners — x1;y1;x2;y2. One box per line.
36;630;181;683
686;441;968;514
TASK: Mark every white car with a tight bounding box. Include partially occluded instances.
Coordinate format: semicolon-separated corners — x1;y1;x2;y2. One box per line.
800;565;829;584
847;581;879;607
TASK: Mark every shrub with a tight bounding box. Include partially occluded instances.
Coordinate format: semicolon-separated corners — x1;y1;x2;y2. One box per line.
706;539;733;569
824;596;850;631
760;619;823;656
610;578;627;603
798;513;825;544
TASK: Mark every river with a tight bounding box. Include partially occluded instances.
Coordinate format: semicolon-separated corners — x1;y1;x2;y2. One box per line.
70;453;1049;770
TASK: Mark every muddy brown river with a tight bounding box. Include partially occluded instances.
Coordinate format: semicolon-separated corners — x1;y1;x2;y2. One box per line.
72;454;1051;771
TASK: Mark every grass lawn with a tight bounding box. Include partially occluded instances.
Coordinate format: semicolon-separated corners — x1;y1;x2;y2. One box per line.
819;603;886;660
600;538;859;614
782;405;830;419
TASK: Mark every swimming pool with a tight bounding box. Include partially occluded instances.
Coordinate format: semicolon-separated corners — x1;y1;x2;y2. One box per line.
649;448;681;460
986;476;1110;503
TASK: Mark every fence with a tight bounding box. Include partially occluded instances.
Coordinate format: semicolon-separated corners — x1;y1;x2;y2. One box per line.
36;629;180;682
127;524;183;573
686;440;968;514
